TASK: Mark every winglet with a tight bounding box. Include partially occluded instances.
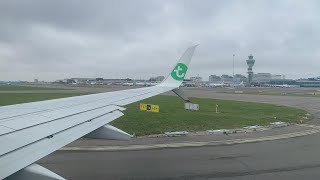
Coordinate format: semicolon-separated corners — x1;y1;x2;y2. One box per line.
159;45;198;87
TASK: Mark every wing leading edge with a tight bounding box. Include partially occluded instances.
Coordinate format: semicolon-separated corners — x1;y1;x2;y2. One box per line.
0;45;198;179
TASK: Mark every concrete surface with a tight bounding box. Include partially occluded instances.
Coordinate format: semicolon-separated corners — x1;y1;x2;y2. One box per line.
39;132;320;180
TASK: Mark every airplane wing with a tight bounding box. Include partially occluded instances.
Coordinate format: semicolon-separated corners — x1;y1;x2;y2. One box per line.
0;45;198;180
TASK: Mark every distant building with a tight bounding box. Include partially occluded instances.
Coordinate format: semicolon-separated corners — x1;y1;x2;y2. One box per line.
190;76;203;82
71;78;96;84
295;79;320;87
269;79;296;85
221;75;233;82
234;74;247;82
271;74;282;80
209;75;221;82
34;79;38;83
65;79;76;84
149;76;165;82
254;73;272;82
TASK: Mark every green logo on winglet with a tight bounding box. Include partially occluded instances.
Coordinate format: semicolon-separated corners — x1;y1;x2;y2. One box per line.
171;63;188;81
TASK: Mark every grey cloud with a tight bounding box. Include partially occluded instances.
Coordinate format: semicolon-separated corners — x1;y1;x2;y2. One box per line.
0;0;319;81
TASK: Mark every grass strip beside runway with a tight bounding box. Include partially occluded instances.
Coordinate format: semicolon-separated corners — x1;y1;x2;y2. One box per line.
111;95;307;136
0;93;308;136
0;85;67;91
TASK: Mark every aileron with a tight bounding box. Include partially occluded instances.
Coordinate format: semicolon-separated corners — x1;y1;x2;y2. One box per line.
0;105;124;156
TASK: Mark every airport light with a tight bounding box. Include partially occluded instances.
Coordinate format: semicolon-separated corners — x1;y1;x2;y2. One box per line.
233;54;235;82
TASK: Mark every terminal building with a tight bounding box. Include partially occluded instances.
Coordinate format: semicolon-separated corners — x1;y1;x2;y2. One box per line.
254;78;320;88
221;75;233;82
234;74;247;82
208;74;247;83
190;76;203;82
149;76;165;82
209;75;221;82
293;79;320;87
254;73;272;83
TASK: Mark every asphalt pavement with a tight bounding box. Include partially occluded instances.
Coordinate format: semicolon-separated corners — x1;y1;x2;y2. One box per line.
39;132;320;180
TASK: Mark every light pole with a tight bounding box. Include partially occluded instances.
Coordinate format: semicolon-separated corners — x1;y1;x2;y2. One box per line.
233;54;235;82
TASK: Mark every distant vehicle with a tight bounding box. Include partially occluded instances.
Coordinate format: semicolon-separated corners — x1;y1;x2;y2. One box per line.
123;82;134;86
145;81;160;86
183;83;197;87
135;81;148;86
273;84;291;88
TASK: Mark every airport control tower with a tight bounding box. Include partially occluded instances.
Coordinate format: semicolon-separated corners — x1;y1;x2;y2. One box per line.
246;54;255;84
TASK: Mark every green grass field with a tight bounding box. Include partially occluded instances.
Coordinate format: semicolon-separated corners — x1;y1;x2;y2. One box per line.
0;93;86;106
111;95;308;136
0;85;67;91
0;93;308;136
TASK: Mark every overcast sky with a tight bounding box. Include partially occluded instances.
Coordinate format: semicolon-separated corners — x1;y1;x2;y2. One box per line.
0;0;319;81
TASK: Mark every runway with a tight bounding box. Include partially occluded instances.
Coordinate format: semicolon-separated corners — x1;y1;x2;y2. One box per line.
40;133;320;180
35;87;320;179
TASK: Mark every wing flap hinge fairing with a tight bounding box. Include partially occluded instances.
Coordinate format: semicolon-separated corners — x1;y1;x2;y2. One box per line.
5;163;65;180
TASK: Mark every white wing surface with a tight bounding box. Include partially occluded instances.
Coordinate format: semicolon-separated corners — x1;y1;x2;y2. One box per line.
0;45;198;179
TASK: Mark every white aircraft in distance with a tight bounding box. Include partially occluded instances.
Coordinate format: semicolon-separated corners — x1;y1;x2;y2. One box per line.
122;82;134;86
273;84;296;88
149;81;161;86
0;45;198;180
207;82;225;88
